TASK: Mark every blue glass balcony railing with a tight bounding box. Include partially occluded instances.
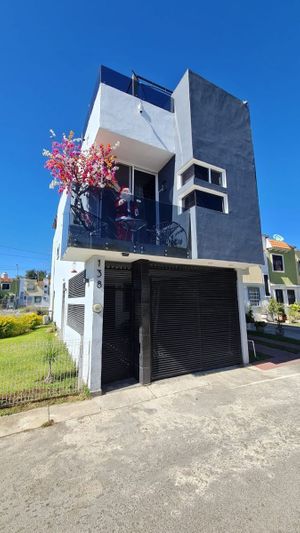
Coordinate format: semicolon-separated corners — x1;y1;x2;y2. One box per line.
83;66;174;136
67;192;190;259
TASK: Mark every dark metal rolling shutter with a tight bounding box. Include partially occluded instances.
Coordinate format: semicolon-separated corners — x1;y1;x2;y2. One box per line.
101;263;134;385
150;264;242;380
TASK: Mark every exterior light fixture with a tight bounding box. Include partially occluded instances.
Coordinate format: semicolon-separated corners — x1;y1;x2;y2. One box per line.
71;262;77;274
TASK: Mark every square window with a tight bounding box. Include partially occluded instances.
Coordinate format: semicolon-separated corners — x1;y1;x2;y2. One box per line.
181;166;195;186
194;165;209;182
248;287;260;306
287;290;296;305
275;289;284;304
182;191;196;211
272;254;284;272
210;170;222;186
195;190;224;212
182;190;224;213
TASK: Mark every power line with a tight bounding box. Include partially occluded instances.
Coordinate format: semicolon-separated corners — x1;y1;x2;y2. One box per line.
0;244;51;257
0;252;51;260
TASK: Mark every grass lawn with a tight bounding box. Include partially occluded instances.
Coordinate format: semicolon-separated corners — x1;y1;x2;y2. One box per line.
0;327;80;409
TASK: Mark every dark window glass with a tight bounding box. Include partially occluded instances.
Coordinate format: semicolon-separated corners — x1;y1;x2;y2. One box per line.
182;191;196;211
298;261;300;275
264;275;270;296
272;254;284;271
182;190;224;213
287;290;296;305
195;191;224;212
194;165;209;182
275;289;284;304
116;164;131;190
181;165;195;186
1;283;10;290
211;170;222;186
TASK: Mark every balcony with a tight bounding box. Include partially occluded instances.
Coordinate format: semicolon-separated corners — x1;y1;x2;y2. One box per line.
65;192;190;260
83;66;175;172
84;66;174;135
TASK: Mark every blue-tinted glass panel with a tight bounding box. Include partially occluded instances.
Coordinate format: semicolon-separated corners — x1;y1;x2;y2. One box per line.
196;191;223;212
101;66;132;94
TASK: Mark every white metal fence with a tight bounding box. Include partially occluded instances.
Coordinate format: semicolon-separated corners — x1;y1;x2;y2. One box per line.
0;338;84;408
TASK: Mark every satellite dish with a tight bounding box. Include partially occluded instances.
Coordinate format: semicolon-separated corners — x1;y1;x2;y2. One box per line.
273;234;284;242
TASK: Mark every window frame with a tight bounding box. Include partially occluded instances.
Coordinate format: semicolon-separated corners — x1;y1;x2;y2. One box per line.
275;289;284;304
178;159;227;190
287;289;296;305
180;185;228;214
247;286;261;307
272;253;285;273
264;274;271;297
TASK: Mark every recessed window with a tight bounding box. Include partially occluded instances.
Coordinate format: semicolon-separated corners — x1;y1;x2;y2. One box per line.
181;165;196;186
181;163;224;187
182;190;224;213
1;283;10;290
272;254;284;272
248;287;260;306
275;289;284;304
194;165;209;182
264;275;270;296
287;290;296;305
298;260;300;275
210;170;222;186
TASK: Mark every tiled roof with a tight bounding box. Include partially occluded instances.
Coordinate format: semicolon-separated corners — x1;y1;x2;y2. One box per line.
268;239;293;250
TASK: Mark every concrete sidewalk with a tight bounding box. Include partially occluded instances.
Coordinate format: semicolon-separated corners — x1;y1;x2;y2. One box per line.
1;361;299;438
1;359;299;533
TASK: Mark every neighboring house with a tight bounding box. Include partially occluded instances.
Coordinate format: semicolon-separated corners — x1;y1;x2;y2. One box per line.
295;249;300;285
265;237;300;305
50;65;263;393
242;235;271;317
0;273;19;308
18;277;50;308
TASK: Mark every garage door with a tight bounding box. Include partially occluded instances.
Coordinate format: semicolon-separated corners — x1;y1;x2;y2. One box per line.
101;263;134;385
150;264;242;380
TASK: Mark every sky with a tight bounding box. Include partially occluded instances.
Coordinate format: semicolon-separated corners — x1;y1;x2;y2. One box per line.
0;0;299;276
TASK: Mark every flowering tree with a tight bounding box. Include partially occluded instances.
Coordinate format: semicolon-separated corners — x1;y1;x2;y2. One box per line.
43;131;120;209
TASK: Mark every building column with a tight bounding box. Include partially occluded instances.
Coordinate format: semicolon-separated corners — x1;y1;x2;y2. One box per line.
236;269;249;365
132;260;151;384
82;255;105;393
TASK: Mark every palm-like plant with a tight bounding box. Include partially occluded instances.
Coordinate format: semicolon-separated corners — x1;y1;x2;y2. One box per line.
44;341;60;383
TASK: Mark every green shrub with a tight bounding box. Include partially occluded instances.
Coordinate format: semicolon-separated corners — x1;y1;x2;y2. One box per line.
0;313;42;338
288;303;300;323
246;308;255;323
255;321;267;331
